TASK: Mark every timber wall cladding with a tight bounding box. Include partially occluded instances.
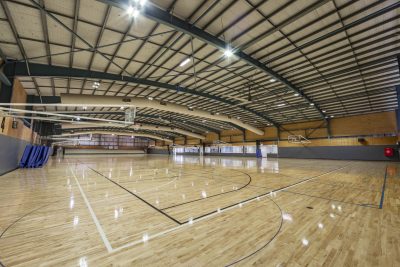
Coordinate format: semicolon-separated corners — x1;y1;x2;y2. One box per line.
0;79;37;174
199;111;397;146
144;111;397;147
0;79;36;142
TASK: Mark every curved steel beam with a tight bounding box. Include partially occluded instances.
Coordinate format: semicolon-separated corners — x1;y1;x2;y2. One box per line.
60;94;264;135
61;122;206;139
3;61;278;127
55;130;172;142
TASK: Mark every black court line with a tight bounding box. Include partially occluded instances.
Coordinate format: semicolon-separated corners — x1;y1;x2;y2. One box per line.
0;202;56;267
282;190;379;209
161;172;252;210
0;203;54;239
104;175;179;186
178;163;355;224
83;165;183;225
379;165;388;209
305;179;382;193
224;196;283;266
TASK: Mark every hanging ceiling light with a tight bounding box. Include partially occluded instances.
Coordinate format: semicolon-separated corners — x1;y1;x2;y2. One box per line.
224;48;233;57
127;5;139;17
179;58;191;67
92;82;100;89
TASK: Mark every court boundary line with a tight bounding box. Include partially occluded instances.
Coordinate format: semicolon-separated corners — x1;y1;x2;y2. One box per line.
0;202;55;240
83;164;182;225
67;160;113;252
110;162;353;253
379;165;388;209
181;162;353;223
282;190;379;209
161;171;252;210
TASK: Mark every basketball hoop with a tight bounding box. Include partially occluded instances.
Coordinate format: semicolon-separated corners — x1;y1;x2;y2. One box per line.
125;107;136;124
213;140;229;145
288;135;311;144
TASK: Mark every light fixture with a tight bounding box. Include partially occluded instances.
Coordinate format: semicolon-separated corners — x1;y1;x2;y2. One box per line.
277;103;286;107
127;6;139;17
215;112;220;115
322;110;326;113
269;78;276;82
330;115;335;118
92;82;100;89
120;106;125;110
224;47;233;57
82;106;87;110
76;117;81;121
294;93;299;96
310;103;315;106
179;58;191;67
139;0;147;6
148;96;154;100
142;233;149;242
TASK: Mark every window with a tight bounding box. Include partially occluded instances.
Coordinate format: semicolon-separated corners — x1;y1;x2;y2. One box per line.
75;134;150;149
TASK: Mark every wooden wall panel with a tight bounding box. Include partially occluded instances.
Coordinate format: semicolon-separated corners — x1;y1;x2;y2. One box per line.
187;138;200;145
245;126;277;140
0;79;34;143
278;136;397;147
331;112;396;136
205;132;219;143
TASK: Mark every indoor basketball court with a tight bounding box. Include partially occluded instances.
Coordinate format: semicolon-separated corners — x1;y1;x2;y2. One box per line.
0;0;399;266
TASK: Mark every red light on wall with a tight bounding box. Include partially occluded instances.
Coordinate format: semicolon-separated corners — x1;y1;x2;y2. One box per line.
384;147;394;157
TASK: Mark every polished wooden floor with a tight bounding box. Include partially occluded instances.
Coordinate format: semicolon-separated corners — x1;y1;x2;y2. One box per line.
0;155;399;266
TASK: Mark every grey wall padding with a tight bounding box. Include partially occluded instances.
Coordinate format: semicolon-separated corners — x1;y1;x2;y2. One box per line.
0;134;29;175
65;149;145;155
147;148;170;154
205;153;256;157
278;145;399;161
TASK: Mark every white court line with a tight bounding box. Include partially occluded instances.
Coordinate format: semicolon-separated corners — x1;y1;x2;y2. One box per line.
274;163;353;193
67;160;113;253
111;162;354;253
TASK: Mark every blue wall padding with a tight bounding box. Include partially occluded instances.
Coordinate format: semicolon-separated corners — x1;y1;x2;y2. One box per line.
19;145;52;168
27;146;40;167
256;148;262;158
19;145;33;167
